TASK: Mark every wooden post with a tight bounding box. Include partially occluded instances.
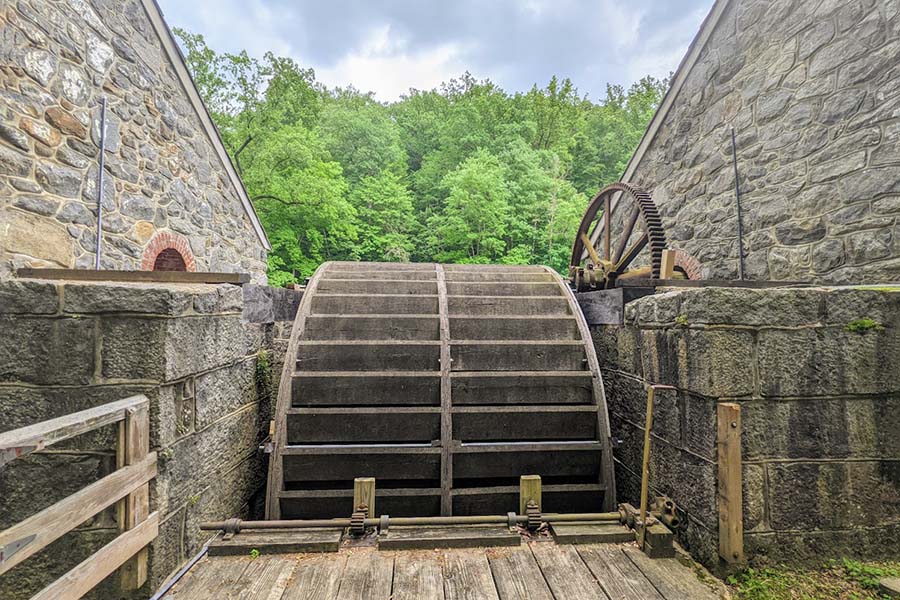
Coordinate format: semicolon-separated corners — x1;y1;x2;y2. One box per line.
638;386;656;549
353;477;376;518
717;402;744;564
660;249;676;279
118;404;150;590
519;475;542;514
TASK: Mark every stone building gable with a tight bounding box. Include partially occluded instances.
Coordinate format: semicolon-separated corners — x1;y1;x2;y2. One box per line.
624;0;900;284
0;0;270;282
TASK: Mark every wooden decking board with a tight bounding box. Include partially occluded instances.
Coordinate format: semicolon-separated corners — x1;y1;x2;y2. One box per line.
443;550;500;600
280;554;348;600
167;555;252;598
171;541;722;600
230;556;296;600
392;552;446;600
487;547;554;600
530;543;611;600
623;547;720;600
335;549;394;600
379;525;521;551
207;528;342;556
578;546;665;600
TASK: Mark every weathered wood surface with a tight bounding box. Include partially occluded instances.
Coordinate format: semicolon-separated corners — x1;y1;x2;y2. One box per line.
207;529;342;556
31;512;159;600
0;394;148;465
579;545;664;600
623;547;721;600
487;547;554;600
335;549;394;600
172;542;723;600
17;268;249;284
551;523;635;545
717;402;744;564
379;526;521;551
280;554;347;600
443;550;500;600
392;553;445;600
118;403;151;589
530;543;607;600
0;452;156;575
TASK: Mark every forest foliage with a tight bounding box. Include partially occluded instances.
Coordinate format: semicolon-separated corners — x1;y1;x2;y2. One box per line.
175;29;668;284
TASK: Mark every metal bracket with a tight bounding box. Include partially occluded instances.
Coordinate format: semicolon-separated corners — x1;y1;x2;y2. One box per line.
379;514;390;535
507;512;517;530
222;518;242;540
0;534;36;565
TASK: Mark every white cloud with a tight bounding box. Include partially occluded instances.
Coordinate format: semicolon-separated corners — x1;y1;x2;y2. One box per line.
315;25;469;100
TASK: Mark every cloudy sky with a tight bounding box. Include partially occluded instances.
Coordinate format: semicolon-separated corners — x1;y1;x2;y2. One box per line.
157;0;714;102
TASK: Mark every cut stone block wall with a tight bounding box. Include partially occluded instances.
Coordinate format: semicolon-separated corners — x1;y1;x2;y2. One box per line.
630;0;900;283
0;0;267;280
0;278;300;599
593;286;900;568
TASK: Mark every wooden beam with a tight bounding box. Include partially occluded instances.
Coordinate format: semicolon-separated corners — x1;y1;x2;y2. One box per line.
717;402;744;564
660;249;676;279
353;478;376;518
0;453;156;575
119;404;151;590
519;475;542;514
435;264;453;516
0;395;148;467
17;268;249;284
30;512;159;600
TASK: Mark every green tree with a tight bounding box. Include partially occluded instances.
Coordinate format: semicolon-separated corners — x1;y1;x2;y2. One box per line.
350;171;416;262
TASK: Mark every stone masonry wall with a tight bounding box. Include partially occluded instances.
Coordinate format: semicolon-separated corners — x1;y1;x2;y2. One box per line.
593;286;900;568
0;0;267;280
0;278;299;599
631;0;900;283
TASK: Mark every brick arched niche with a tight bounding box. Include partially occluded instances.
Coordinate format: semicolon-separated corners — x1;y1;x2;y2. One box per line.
671;248;702;280
141;232;196;272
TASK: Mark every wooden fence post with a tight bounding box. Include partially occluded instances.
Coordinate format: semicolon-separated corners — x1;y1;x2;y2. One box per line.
717;402;744;564
118;404;150;589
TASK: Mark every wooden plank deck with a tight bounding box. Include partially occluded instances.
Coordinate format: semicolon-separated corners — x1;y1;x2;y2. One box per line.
166;542;725;600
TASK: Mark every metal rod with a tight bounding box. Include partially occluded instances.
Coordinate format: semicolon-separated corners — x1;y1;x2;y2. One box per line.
638;385;655;549
148;534;215;600
731;127;745;281
94;97;107;270
199;511;622;532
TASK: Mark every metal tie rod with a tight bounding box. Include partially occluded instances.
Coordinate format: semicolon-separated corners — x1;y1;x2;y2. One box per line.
201;512;622;532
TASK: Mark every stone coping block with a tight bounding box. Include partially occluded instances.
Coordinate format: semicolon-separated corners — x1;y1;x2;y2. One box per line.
625;285;900;328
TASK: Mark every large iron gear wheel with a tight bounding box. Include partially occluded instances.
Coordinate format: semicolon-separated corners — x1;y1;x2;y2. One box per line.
569;182;668;291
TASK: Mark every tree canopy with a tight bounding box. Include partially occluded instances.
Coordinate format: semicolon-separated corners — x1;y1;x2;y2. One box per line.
174;29;667;285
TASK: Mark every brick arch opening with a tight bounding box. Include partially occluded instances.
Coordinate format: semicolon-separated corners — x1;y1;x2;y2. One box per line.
671;248;702;280
141;232;196;272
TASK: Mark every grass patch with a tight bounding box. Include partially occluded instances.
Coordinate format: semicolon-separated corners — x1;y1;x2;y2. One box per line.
846;318;884;333
729;560;900;599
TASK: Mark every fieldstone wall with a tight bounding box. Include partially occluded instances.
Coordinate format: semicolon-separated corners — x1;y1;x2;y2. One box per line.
0;0;267;281
0;278;300;599
594;286;900;568
632;0;900;284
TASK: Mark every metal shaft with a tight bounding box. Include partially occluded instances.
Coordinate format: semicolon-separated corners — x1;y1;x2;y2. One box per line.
199;512;621;532
731;127;745;281
638;385;655;548
94;97;107;270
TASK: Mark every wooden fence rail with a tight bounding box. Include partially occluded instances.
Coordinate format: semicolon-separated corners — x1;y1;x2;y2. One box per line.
0;395;158;598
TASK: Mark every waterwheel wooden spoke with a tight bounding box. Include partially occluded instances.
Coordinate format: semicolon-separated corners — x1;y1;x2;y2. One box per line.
569;183;668;291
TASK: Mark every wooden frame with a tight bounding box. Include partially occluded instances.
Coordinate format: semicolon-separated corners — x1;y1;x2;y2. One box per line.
16;267;250;284
0;395;157;595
